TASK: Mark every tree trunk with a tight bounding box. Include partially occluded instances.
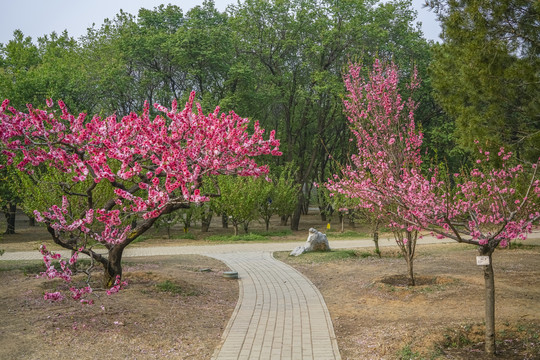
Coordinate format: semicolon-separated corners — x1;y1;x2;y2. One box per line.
339;213;344;233
233;224;239;236
394;230;417;286
406;253;415;286
291;192;304;231
201;211;212;232
28;216;35;227
104;246;124;288
265;217;270;232
482;250;496;354
348;212;355;228
373;224;381;258
3;203;16;234
221;213;229;228
319;206;327;222
280;215;289;226
406;231;415;286
243;221;249;234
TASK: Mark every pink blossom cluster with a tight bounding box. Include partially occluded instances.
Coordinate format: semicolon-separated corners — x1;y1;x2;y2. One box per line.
106;275;128;295
39;244;73;282
39;245;95;304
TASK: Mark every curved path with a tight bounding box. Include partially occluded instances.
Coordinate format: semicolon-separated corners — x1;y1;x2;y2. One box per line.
208;252;340;360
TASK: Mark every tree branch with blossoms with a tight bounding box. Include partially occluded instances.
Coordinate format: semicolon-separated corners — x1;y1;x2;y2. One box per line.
0;92;281;303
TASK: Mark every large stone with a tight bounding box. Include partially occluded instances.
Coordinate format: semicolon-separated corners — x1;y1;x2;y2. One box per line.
290;228;331;256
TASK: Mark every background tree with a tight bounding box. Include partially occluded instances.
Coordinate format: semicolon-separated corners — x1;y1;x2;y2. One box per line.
0;93;280;302
227;0;430;230
0;166;20;234
429;0;540;163
212;176;267;235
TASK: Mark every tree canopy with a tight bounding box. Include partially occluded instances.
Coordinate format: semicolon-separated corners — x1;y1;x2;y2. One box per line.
429;0;540;162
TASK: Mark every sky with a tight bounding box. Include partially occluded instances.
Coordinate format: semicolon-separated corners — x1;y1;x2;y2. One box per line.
0;0;441;45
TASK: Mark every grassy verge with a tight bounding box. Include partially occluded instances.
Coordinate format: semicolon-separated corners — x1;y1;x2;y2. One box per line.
206;229;293;243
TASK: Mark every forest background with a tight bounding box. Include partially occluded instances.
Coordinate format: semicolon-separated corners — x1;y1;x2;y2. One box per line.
1;0;538;232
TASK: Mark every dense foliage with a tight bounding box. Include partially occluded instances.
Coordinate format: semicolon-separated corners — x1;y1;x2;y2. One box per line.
0;0;434;228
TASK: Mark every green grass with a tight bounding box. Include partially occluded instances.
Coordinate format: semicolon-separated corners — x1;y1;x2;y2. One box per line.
155;280;198;296
275;249;379;264
251;229;293;237
397;344;422;359
206;229;292;242
506;241;538;250
0;260;45;274
206;233;268;242
0;258;97;276
326;230;370;239
170;233;196;240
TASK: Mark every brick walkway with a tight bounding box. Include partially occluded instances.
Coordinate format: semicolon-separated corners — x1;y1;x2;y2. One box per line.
208;252;340;360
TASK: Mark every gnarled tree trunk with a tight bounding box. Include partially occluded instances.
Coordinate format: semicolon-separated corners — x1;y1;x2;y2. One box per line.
104;246;124;288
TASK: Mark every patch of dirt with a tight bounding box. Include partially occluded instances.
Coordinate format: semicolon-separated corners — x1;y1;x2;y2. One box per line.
277;244;540;359
0;254;238;360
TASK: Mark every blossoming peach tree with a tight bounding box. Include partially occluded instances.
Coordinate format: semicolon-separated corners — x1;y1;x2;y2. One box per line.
328;60;540;354
0;92;281;304
326;59;424;286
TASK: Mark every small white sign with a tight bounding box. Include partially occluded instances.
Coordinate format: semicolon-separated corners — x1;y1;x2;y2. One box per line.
476;256;490;266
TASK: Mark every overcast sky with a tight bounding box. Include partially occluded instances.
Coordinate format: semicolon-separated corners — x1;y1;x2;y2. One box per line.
0;0;441;45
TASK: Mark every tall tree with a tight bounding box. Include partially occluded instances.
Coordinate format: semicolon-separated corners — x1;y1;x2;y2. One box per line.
227;0;429;230
429;0;540;162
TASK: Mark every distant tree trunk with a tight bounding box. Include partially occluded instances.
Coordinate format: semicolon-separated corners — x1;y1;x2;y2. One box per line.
339;213;344;233
264;216;271;231
233;223;239;236
319;206;327;222
280;215;289;226
28;216;35;227
348;211;355;228
243;221;249;234
221;213;229;228
3;203;16;234
291;192;304;231
481;248;496;354
201;211;212;232
373;220;381;258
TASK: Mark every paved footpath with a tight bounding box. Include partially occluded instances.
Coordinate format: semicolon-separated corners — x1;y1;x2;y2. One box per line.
3;235;539;359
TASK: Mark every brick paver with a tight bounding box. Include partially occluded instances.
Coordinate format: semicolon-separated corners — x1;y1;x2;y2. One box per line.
208;252;340;360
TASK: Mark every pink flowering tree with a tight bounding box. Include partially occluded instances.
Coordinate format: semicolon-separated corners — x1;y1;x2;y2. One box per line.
0;92;281;303
328;60;540;354
327;59;423;285
405;147;540;354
